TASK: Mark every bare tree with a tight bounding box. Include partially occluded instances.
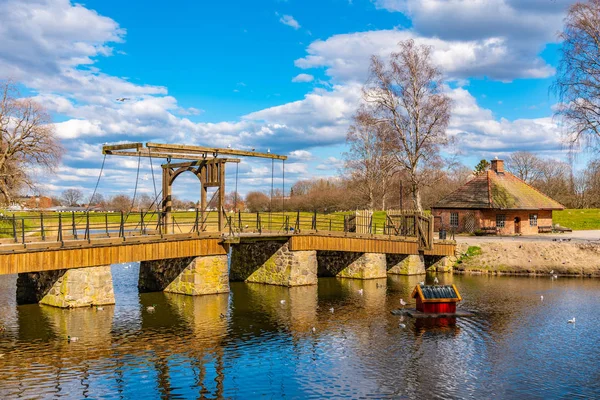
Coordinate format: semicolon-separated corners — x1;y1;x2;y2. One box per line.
61;189;83;206
506;151;543;183
360;40;451;211
344;111;396;210
553;1;600;149
0;80;62;205
245;191;270;212
109;194;132;213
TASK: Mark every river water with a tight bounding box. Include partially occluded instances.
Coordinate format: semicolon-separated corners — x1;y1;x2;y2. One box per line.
1;265;599;399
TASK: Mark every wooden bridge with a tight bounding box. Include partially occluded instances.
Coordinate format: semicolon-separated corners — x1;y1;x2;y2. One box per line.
0;143;455;308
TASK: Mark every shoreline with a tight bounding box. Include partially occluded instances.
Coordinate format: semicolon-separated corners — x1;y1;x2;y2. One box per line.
447;240;600;277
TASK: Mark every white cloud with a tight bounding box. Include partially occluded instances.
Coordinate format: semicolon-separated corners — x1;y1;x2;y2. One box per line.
289;150;313;160
292;73;314;83
447;87;563;154
279;14;301;30
295;29;554;83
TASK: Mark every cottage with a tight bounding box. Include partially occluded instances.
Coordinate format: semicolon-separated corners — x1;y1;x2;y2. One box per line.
432;159;564;235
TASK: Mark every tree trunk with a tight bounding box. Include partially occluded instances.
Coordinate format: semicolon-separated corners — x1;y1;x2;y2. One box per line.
412;183;422;212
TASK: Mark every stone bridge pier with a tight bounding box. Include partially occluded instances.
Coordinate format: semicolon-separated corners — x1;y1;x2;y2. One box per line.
16;265;115;308
317;251;387;279
139;255;230;295
230;240;317;286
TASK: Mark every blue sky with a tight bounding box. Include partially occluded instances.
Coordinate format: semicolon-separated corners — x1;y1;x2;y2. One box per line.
0;0;579;201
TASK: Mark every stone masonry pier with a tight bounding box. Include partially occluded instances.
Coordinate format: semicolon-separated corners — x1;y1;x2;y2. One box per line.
16;265;115;308
317;251;387;279
387;254;426;275
230;240;317;286
139;255;229;295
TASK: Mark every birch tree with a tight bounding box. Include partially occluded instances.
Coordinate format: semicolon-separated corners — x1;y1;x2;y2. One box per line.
344;110;396;210
360;40;451;211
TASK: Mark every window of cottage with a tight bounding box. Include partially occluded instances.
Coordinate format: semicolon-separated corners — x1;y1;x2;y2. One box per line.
529;214;538;226
450;212;459;227
496;214;506;228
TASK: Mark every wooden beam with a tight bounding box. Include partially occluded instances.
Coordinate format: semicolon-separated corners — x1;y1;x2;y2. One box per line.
102;143;143;153
105;149;241;162
161;159;240;169
146;142;287;160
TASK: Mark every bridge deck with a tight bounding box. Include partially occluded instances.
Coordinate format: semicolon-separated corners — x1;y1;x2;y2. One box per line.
0;231;455;275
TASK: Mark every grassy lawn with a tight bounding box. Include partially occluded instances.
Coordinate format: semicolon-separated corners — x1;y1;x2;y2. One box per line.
553;209;600;230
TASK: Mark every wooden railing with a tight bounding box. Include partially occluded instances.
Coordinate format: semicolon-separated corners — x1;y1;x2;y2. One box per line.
0;209;436;250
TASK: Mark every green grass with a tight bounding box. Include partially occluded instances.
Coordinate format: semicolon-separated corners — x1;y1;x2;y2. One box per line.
553;209;600;230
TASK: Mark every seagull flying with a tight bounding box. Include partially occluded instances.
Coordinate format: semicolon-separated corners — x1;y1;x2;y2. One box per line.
267;148;271;153
116;97;130;102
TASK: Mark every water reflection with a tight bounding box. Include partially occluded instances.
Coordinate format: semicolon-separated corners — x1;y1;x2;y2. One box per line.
1;272;600;398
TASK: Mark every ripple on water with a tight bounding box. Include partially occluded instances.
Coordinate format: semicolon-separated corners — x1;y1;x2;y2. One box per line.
1;273;600;398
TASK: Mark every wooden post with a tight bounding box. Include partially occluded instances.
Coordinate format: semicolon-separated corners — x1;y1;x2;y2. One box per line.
238;210;242;232
200;165;207;232
57;213;63;243
21;218;25;245
41;213;45;241
218;162;226;232
105;213;109;237
85;212;90;242
119;211;125;238
72;211;77;240
12;214;17;243
140;210;145;235
161;166;172;234
194;207;200;233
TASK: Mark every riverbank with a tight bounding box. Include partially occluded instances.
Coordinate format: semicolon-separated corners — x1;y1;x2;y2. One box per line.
451;240;600;276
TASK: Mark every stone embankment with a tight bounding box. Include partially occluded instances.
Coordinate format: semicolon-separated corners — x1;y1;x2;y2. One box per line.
450;241;600;277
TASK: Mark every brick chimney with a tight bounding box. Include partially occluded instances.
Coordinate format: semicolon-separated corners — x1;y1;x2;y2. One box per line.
491;159;504;173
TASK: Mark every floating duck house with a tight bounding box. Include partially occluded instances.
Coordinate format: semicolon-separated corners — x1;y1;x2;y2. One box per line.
411;284;462;314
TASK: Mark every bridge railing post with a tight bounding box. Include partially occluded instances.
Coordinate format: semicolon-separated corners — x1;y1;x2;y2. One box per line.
21;218;25;245
12;214;17;243
105;213;109;237
140;210;145;235
57;213;63;244
238;210;242;232
193;208;199;233
119;211;125;239
312;211;317;231
343;215;347;233
72;211;77;240
85;212;90;243
41;213;45;241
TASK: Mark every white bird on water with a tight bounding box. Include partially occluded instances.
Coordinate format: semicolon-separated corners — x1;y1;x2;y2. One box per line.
568;317;576;324
399;323;406;329
400;298;407;308
312;327;316;333
540;295;544;301
433;277;439;285
419;281;425;286
358;289;364;296
329;307;335;313
280;299;286;304
550;270;554;274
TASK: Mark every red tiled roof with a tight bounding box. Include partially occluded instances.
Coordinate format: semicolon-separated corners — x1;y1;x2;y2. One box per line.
433;169;564;210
